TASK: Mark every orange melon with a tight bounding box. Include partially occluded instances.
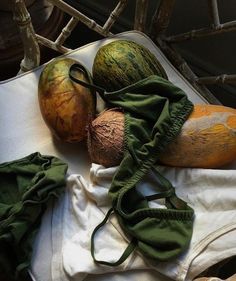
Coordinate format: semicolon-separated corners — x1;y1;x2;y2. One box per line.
159;104;236;168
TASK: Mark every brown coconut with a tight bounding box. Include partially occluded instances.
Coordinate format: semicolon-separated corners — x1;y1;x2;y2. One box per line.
87;108;125;167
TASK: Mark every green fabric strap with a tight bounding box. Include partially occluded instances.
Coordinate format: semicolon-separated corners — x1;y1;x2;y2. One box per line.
0;152;68;280
91;208;136;266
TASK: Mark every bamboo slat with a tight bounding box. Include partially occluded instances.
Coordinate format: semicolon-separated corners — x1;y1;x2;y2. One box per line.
36;34;71;54
103;0;128;35
55;17;79;46
207;0;220;27
134;0;149;32
150;0;176;38
165;20;236;43
11;0;40;72
197;74;236;85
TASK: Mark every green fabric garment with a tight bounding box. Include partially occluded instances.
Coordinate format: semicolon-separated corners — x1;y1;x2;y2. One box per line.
101;75;194;201
99;75;194;264
0;152;68;280
69;65;195;265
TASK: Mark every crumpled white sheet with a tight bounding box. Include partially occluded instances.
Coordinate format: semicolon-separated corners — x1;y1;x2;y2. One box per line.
31;163;236;281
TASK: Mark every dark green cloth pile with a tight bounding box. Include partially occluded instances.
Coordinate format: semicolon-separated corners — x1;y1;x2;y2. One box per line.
0;152;68;280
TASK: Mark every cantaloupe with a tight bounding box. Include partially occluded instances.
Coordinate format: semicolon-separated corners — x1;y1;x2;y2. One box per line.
159;104;236;168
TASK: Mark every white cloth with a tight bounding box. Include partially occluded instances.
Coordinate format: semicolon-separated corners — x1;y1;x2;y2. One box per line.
31;164;236;281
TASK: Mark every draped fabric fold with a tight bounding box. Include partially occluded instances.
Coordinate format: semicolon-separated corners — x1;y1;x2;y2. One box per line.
0;152;68;280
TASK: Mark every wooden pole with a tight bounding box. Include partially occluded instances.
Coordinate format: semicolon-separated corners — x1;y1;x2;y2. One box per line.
55;17;79;46
134;0;149;32
103;0;128;35
36;34;71;53
11;0;40;72
208;0;220;27
150;0;176;39
197;74;236;85
165;20;236;43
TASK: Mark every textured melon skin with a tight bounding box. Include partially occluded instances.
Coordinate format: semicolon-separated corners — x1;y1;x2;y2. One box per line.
38;58;96;143
92;40;168;92
159;104;236;168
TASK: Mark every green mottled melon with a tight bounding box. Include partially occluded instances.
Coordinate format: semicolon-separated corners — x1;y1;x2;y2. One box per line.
92;40;168;92
38;58;96;143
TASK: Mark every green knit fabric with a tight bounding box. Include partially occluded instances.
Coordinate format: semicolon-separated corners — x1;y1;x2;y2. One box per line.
101;75;195;262
0;152;68;280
